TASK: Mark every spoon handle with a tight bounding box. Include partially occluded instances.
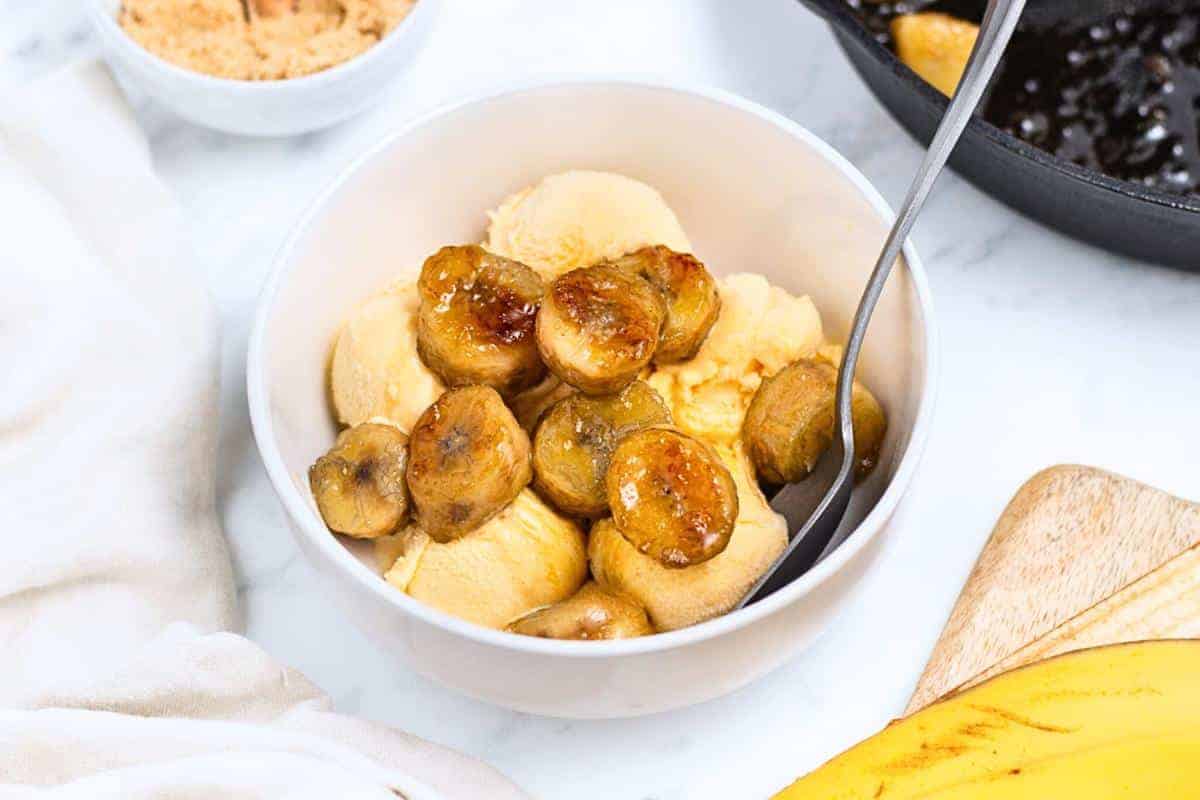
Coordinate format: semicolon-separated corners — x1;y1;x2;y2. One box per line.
820;0;1027;558
739;0;1026;609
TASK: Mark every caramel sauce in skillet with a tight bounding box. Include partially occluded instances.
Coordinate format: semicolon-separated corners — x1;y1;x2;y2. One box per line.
846;1;1200;196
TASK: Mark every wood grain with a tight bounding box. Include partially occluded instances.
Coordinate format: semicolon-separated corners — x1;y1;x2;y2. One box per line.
906;465;1200;714
964;542;1200;689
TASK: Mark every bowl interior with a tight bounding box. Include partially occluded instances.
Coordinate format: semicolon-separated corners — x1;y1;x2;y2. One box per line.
257;83;930;627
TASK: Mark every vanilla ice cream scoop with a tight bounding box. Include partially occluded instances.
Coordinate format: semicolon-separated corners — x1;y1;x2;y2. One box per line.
380;489;588;629
484;171;693;280
646;273;824;446
330;279;445;431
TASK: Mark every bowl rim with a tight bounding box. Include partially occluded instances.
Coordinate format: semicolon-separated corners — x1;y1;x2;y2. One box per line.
84;0;437;92
246;76;940;659
803;0;1200;216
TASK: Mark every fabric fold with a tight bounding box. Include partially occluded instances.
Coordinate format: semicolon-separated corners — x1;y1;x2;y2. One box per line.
0;62;527;800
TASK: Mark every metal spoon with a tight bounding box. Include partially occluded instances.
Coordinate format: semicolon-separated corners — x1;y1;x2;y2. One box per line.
738;0;1027;608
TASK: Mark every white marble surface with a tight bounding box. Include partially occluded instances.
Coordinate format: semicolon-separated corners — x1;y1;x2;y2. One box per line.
6;1;1200;797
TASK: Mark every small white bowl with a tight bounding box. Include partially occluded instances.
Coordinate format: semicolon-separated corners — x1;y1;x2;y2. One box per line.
86;0;438;137
248;79;938;718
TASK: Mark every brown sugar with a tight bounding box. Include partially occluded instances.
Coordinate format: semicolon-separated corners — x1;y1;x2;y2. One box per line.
118;0;416;81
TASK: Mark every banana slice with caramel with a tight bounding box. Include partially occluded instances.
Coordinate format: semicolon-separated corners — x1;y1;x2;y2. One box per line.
609;245;721;363
507;581;653;640
416;245;546;397
406;385;532;542
309;422;411;539
536;264;665;395
532;381;672;517
743;358;887;484
605;427;739;568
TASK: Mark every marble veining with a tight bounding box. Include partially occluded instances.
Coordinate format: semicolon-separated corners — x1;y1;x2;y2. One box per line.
5;1;1200;798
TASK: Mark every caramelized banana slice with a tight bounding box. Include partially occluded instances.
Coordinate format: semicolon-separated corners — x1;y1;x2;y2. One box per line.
845;378;887;479
416;245;546;397
406;386;532;542
536;264;665;395
892;12;979;97
309;423;410;539
507;581;654;640
609;245;721;363
605;427;738;568
532;381;672;517
743;358;887;484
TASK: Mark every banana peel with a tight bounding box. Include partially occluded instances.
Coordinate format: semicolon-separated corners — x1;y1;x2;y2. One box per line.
774;640;1200;799
923;733;1200;798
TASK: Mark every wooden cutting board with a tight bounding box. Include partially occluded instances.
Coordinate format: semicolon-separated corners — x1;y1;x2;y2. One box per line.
906;465;1200;715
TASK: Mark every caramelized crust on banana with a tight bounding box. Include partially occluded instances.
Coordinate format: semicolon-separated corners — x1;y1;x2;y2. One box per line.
507;581;654;640
743;358;887;484
417;245;546;397
605;427;739;568
309;423;410;539
536;264;665;395
609;245;721;363
406;386;532;542
532;381;672;517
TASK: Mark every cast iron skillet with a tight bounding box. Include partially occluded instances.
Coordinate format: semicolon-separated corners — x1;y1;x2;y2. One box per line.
797;0;1200;269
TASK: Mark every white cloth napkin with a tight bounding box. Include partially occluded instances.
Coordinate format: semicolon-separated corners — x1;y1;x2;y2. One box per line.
0;63;529;800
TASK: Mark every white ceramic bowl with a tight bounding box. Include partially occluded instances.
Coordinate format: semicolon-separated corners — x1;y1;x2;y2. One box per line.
248;79;937;718
86;0;438;137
